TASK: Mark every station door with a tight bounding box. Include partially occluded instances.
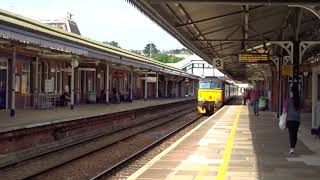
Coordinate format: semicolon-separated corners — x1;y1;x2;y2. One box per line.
0;69;7;109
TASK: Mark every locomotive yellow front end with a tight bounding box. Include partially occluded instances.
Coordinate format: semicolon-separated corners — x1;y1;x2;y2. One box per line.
197;78;223;115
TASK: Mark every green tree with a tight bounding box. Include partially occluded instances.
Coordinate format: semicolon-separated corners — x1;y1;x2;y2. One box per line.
143;43;159;57
170;48;193;55
130;50;142;55
102;41;121;48
152;53;181;63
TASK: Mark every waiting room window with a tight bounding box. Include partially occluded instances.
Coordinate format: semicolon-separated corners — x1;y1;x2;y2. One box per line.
38;63;42;93
21;62;31;94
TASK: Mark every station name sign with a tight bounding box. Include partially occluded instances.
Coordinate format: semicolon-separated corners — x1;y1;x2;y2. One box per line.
238;53;268;63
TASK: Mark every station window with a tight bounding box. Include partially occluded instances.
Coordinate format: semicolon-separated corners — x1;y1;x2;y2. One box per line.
21;62;31;94
37;63;42;93
193;63;204;68
185;65;192;71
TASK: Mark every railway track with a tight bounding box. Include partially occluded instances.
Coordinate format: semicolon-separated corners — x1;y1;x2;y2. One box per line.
0;102;200;180
94;97;241;179
90;111;203;180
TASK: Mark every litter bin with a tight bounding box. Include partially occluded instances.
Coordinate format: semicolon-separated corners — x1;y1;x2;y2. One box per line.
259;96;267;111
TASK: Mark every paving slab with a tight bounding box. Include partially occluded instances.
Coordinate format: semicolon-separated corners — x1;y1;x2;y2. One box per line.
128;105;320;180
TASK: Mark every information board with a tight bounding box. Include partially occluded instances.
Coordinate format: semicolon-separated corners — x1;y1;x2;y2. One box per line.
238;53;268;62
45;79;54;93
147;77;157;82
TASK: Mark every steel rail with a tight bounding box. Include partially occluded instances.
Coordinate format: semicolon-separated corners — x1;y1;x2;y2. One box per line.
89;97;243;180
12;104;195;179
89;112;202;180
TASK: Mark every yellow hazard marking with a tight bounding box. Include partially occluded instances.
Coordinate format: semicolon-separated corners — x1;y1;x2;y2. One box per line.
216;108;241;180
127;106;229;180
194;164;210;180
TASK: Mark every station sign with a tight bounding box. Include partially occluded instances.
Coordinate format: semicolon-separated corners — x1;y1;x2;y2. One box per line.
147;76;157;82
238;53;268;63
113;71;124;79
213;58;224;69
281;64;293;76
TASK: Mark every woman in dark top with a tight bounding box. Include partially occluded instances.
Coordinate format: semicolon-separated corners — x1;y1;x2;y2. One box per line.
283;85;302;155
60;91;70;106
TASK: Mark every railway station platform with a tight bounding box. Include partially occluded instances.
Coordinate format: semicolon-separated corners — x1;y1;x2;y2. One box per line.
0;97;195;134
128;105;320;180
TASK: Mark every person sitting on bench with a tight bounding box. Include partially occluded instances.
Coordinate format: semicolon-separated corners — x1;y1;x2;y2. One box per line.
60;91;70;106
99;89;106;103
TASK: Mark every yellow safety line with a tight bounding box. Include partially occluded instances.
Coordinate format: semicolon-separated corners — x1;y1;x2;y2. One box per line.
194;164;210;180
216;108;241;180
127;106;229;180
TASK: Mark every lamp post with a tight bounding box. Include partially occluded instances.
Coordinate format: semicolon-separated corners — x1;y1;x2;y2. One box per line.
70;59;79;110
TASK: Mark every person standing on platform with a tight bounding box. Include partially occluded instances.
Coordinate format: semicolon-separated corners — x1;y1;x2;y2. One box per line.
242;89;249;105
251;85;260;116
283;85;302;155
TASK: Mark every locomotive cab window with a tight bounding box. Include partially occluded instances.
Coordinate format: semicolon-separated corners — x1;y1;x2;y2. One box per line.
199;82;222;89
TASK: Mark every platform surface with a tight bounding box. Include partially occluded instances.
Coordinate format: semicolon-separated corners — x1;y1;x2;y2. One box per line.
0;97;194;133
128;105;320;180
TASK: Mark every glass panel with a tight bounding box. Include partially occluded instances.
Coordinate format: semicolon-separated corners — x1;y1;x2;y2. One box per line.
199;82;222;89
22;62;30;93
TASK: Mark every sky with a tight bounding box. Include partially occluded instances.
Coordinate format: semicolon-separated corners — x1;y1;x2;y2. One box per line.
1;0;185;51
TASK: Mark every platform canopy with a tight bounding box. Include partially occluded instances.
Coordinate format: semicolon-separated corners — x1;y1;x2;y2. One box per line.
128;0;320;81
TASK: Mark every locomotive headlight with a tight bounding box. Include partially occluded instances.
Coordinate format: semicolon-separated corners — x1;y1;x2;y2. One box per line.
198;98;205;107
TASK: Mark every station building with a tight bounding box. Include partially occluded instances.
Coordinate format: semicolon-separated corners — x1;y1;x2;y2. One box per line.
0;9;199;116
167;54;224;77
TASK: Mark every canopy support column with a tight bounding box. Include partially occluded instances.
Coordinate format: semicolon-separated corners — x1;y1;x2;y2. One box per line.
10;47;16;117
156;73;159;98
165;80;168;97
130;70;134;101
277;57;282;118
70;60;75;110
106;64;109;103
144;73;147;101
34;57;39;108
